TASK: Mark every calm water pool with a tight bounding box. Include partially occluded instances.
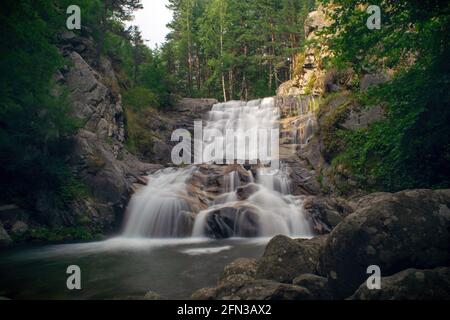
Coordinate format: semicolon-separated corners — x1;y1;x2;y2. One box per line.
0;237;268;300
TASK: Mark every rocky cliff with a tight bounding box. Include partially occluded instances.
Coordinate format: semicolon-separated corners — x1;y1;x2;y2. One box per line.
1;32;163;243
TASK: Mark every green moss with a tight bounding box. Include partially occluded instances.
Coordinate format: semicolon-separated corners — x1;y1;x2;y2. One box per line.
304;74;317;95
13;226;100;243
318;93;357;162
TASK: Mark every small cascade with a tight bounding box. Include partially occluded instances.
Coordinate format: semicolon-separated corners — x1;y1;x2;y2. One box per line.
257;165;291;195
223;170;240;202
123;167;196;238
203;98;279;163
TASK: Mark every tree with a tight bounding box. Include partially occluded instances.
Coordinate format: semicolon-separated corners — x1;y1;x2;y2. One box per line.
97;0;143;60
321;0;450;191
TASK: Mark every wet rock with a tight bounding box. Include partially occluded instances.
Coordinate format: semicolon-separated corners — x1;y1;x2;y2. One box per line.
203;205;260;239
174;211;196;238
236;184;259;201
319;189;450;298
303;196;352;234
292;274;331;299
349;267;450;300
256;235;327;283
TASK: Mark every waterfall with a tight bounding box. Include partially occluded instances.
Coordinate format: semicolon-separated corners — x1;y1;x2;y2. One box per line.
223;170;240;202
203;98;279;163
123;167;196;238
123;98;314;239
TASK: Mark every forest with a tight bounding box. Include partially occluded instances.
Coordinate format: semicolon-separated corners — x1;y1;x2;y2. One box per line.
0;0;449;228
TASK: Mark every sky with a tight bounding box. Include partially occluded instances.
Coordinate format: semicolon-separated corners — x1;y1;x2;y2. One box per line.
129;0;173;49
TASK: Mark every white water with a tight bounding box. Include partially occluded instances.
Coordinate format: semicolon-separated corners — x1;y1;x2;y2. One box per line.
123;98;314;239
123;167;196;238
203;98;279;163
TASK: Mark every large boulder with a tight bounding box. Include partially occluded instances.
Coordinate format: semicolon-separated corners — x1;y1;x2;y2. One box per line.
221;258;258;280
202;204;260;239
304;9;330;39
302;196;352;234
192;274;311;300
349;267;450;300
256;235;327;283
292;274;332;300
319;189;450;298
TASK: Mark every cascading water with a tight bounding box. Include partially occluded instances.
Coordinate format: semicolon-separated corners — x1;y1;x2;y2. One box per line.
123;97;314;239
203;98;279;163
123;167;196;238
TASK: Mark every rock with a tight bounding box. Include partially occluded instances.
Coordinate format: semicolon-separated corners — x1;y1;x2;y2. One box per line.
292;274;331;299
221;258;258;280
256;235;327;283
213;275;311;300
360;73;389;92
203;204;261;239
303;196;351;234
236;184;259;201
191;287;217;300
11;221;28;236
144;291;166;300
0;223;12;245
319;189;450;298
341;105;385;130
304;9;329;38
323;68;355;93
174;98;218;113
349;267;450;300
152;138;172;163
57;49;163;235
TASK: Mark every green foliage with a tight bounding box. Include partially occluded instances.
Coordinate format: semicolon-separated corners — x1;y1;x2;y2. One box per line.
0;0;84;206
124;108;156;159
164;0;316;101
123;87;159;111
14;226;99;243
319;0;450;192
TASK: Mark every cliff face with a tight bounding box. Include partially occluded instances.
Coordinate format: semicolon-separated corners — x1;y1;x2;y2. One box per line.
277;8;331;97
0;32;164;244
275;7;388;197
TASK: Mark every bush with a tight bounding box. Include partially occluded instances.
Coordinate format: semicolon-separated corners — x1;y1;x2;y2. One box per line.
123;86;159;111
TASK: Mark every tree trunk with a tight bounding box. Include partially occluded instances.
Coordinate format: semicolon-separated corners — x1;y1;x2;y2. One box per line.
97;0;109;66
220;22;227;102
229;69;234;100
